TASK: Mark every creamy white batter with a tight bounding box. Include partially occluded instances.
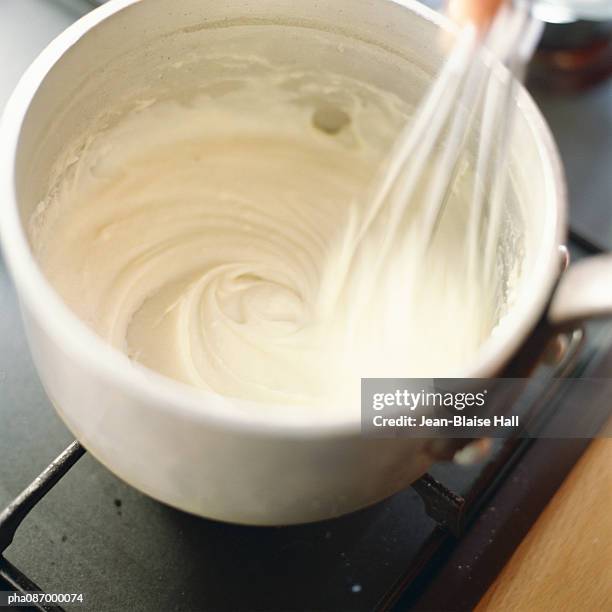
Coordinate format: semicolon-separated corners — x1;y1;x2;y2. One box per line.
30;57;501;409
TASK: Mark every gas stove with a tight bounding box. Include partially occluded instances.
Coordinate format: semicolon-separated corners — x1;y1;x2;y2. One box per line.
1;2;611;611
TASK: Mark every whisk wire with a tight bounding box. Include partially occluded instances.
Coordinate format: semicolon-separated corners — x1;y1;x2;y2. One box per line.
318;2;543;333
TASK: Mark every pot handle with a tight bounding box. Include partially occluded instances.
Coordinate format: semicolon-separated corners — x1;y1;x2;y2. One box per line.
548;253;612;326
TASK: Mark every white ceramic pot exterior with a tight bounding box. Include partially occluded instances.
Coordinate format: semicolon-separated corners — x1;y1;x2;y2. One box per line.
23;307;437;524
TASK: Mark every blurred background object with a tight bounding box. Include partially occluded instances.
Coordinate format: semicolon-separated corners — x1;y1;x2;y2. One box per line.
533;0;612;21
530;0;612;91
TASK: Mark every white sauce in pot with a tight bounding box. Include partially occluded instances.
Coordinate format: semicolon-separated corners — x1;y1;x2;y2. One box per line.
30;57;502;410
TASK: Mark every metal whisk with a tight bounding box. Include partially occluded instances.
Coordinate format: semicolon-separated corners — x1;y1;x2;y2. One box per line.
357;0;543;284
316;1;543;325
